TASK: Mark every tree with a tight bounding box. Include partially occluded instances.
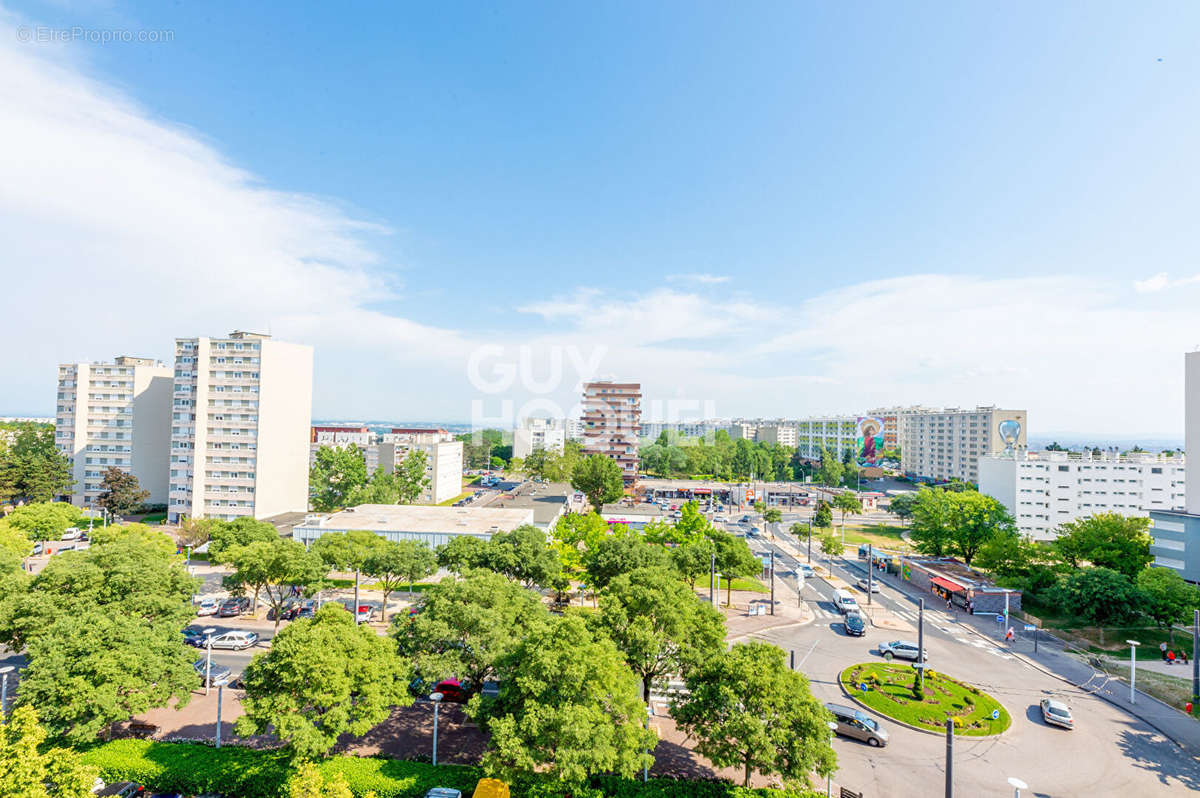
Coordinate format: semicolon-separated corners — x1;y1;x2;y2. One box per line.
832;492;862;541
710;529;760;606
474;614;655;787
286;762;353;798
762;507;782;524
1137;568;1199;644
206;517;279;563
974;532;1041;579
3;502;81;542
480;525;563;589
816;446;844;488
789;521;811;557
18;609;197;743
583;533;670;590
946;492;1014;567
225;539;327;626
571;454;625;514
1053;514;1153;579
813;500;833;530
596;566;726;702
670;641;836;787
363;539;436;622
552;511;616;572
310;530;385;617
436;535;491;573
907;487;954;557
394;570;548;690
0;705;98;797
670;535;717;589
87;522;176;555
308;445;368;512
0;518;31;574
1056;567;1143;627
0;427;73;503
888;492;919;522
95;467;149;515
237;604;411;757
821;533;844;562
175;516;215;549
347;450;430;507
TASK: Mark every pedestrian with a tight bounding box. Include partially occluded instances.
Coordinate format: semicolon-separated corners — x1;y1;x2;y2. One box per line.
1161;641;1169;661
968;600;975;615
1005;627;1014;643
1168;650;1177;665
1182;649;1190;666
946;597;953;612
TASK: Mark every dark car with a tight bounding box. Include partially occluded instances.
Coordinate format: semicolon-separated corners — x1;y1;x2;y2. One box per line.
282;599;316;621
218;596;251;617
843;611;866;637
181;627;207;648
94;783;146;797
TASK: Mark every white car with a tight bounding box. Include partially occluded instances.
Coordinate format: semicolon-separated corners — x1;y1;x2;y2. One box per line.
61;527;82;541
195;597;219;616
205;630;259;650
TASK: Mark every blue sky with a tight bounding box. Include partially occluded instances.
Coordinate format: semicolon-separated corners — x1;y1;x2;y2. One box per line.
2;1;1199;435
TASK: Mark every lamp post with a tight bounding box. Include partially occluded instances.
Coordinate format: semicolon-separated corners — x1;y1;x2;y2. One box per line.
0;665;14;719
1007;776;1028;798
203;627;216;696
1127;640;1140;704
807;519;813;563
944;717;954;798
866;543;873;606
215;683;224;748
643;704;652;782
826;721;838;797
430;691;444;765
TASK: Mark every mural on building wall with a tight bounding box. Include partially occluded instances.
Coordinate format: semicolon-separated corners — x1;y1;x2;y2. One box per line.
998;419;1022;449
855;416;885;464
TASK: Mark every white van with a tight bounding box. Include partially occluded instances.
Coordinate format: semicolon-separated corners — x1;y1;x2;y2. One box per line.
834;589;859;615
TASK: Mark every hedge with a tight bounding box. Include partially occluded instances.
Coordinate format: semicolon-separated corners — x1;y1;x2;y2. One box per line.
79;740;822;798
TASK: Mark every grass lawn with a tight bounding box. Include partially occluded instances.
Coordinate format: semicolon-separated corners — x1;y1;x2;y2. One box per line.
1099;660;1198;715
717;575;768;593
836;523;914;552
138;511;168;525
437;491;474;506
840;662;1011;736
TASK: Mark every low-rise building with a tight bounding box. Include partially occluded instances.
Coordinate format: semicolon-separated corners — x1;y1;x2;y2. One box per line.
375;438;464;505
513;418;566;459
980;450;1185;540
292;504;534;548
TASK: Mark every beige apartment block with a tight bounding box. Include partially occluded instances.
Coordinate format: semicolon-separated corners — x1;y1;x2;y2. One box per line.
55;356;173;507
168;331;313;522
901;406;1027;484
376;436;464;505
582;380;641;486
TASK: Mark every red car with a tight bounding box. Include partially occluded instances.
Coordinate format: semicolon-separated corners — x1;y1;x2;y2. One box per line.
433;679;470;703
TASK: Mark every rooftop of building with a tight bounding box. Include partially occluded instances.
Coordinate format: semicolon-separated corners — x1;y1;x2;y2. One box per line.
982;449;1185;464
295;504;534;535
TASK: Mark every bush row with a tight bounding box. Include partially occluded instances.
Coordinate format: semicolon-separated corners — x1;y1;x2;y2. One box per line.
79;740;822;798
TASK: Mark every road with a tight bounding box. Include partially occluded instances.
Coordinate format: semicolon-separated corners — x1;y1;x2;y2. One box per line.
724;517;1200;797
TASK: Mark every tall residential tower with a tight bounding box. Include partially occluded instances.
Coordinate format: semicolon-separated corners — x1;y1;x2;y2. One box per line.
581;380;641;487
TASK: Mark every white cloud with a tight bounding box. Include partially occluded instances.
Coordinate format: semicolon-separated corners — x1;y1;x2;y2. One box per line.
666;273;730;284
1134;272;1170;293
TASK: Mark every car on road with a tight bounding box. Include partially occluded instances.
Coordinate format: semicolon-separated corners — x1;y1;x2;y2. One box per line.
61;527;82;541
826;702;889;747
343;602;377;623
1040;698;1074;729
93;783;146;797
833;589;860;615
193;659;236;688
855;577;881;593
194;597;219;616
218;596;252;617
282;599;316;620
739;515;752;523
205;630;258;650
798;563;815;578
424;789;463;798
182;628;208;648
432;678;471;703
878;640;927;661
843;611;866;637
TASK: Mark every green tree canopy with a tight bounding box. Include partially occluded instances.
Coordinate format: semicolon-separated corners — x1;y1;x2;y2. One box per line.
95;467;149;515
237;604;412;757
346;450;430;507
583;532;671;590
762;507;782;524
946;492;1014;566
816;446;844;488
0;705;98;797
550;512;613;572
888;492;919;522
436;534;491;573
474;614;655;787
206;516;280;563
1056;566;1144;627
1053;514;1154;579
393;569;549;689
87;522;176;555
813;500;833;529
710;529;760;605
1136;567;1198;643
820;533;844;559
907;487;955;557
595;566;726;702
0;518;31;574
308;445;368;512
3;502;82;542
570;454;625;514
670;641;837;787
0;427;73;504
224;538;328;627
363;539;436;622
669;535;717;589
483;525;563;589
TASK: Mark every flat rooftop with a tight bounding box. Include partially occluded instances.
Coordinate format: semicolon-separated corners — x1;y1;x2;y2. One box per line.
296;504;534;535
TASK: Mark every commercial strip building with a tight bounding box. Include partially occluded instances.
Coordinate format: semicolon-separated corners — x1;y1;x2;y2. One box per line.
512;417;566;459
55;356;173;507
582;380;641;487
1150;351;1200;583
168;331;314;523
901;406;1027;484
308;426;465;505
980;450;1185;540
291;504;534;548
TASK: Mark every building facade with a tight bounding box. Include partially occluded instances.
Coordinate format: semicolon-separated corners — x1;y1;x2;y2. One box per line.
1150;351;1200;583
980;450;1185;540
513;417;567;459
168;331;313;522
375;438;464;505
901;406;1027;484
582;381;641;486
794;416;858;460
55;356;173;507
755;422;798;447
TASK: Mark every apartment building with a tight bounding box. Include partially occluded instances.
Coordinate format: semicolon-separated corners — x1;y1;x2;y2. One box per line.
564;418;585;443
311;425;371;446
980;450;1185;540
55;356;172;507
376;434;464;505
168;331;313;522
794;416;858;460
867;405;934;450
640;420;723;442
755;422;798;447
1150;351;1200;583
901;406;1027;484
513;417;566;459
726;420;758;441
582;381;641;486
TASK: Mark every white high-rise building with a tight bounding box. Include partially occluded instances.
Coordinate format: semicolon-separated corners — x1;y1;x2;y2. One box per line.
582;381;641;486
980;450;1186;540
375;434;464;505
1149;351;1200;583
55;356;173;507
901;406;1027;484
168;331;313;522
513;418;567;459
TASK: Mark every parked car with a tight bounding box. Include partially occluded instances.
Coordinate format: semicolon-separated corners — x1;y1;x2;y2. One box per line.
295;601;317;619
61;527;82;541
206;630;258;650
193;659;235;688
342;602;377;623
282;599;316;620
424;789;463;798
432;678;471;703
843;611;866;637
194;597;219;616
93;783;146;797
181;627;207;648
826;702;889;747
218;596;252;617
798;564;815;579
855;577;881;593
878;640;927;661
1040;698;1074;729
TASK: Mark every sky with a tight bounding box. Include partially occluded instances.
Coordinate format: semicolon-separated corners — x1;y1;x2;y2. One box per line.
1;1;1199;437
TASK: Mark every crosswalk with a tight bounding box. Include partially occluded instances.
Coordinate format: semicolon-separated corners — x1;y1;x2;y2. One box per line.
808;602;1014;661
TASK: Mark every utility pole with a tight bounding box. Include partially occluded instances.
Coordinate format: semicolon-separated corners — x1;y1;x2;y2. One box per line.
918;598;926;690
867;543;873;606
945;716;954;798
807;519;813;563
769;551;775;615
1193;609;1199;714
709;553;715;606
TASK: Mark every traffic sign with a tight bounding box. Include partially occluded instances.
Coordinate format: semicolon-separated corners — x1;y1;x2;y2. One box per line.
1023;624;1036;632
991;709;1000;720
745;489;755;502
995;614;1005;624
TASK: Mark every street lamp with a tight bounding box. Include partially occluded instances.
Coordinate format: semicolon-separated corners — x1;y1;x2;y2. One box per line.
203;627;217;696
1127;640;1140;704
430;691;444;765
215;683;225;748
0;664;14;719
1007;776;1028;798
826;721;838;798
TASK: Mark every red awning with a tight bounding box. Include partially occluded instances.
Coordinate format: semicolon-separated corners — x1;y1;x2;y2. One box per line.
930;576;966;593
692;488;712;494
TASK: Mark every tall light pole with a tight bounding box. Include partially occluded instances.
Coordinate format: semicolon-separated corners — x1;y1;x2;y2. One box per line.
643;704;652;782
944;717;954;798
769;551;775;616
215;683;224;748
203;627;216;696
1007;776;1028;798
917;599;926;690
1193;609;1199;714
866;544;873;606
0;665;13;720
1127;640;1140;704
430;691;444;765
826;721;838;798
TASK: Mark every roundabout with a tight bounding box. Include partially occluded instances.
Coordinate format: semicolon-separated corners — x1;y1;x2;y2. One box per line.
839;662;1011;736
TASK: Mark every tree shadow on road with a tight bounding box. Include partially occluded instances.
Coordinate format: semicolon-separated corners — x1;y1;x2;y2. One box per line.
1116;727;1200;791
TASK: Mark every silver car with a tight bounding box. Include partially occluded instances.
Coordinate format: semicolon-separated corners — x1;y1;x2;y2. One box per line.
205;630;258;650
1040;698;1074;729
826;702;889;747
878;640;927;661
